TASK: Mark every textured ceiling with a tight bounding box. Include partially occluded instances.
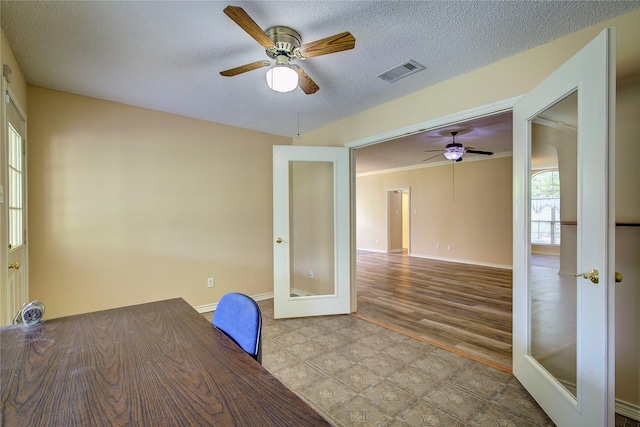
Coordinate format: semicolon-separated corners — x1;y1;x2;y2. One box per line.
355;112;513;174
2;0;639;144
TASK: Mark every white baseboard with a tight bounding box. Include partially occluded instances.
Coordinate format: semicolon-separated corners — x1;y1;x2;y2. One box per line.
356;249;512;270
616;399;640;421
356;247;386;253
194;292;274;314
409;252;513;270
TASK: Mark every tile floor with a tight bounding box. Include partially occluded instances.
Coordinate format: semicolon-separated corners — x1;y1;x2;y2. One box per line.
205;299;638;426
257;300;554;426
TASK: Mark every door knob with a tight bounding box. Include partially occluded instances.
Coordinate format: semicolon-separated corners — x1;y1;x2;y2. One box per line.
8;262;20;270
276;237;283;244
572;268;599;284
615;272;623;283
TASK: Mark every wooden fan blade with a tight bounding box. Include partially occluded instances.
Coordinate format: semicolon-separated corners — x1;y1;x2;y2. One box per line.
220;60;271;77
297;31;355;59
223;5;274;48
291;65;319;94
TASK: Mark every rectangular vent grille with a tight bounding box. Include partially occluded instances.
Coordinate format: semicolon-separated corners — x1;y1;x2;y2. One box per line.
377;60;425;83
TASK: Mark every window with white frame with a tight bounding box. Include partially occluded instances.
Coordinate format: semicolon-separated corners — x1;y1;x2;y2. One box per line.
8;122;24;250
531;170;560;245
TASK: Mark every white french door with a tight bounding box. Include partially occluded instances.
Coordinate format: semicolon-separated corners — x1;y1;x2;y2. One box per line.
272;145;352;318
2;79;29;326
513;28;615;426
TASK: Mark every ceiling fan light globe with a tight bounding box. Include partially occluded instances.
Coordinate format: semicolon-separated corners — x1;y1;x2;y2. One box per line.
444;147;464;160
266;65;298;93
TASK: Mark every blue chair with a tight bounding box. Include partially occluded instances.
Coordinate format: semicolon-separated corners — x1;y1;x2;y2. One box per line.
212;293;262;364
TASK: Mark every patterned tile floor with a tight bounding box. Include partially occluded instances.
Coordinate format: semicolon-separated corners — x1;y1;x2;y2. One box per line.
206;300;638;426
256;300;555;427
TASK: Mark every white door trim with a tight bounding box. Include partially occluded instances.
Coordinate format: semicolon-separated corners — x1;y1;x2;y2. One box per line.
345;96;522;150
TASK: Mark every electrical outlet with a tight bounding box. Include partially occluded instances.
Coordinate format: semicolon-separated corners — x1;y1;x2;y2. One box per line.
447;245;452;251
308;270;314;279
207;277;214;288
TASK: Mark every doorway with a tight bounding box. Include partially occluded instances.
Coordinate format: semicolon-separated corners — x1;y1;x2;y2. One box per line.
351;68;640;422
387;188;409;254
352;106;515;370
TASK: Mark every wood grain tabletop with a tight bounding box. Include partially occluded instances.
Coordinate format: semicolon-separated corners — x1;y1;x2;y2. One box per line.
0;298;329;426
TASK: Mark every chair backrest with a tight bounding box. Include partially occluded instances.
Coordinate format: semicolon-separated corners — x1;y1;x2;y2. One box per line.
212;293;262;363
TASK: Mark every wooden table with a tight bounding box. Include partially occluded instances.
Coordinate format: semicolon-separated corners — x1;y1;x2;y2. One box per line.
1;298;329;426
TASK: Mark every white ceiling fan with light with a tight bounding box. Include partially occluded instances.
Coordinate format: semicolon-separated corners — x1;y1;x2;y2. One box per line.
220;5;356;94
424;131;494;162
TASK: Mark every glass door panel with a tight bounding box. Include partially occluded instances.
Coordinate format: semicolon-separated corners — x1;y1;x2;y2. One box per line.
529;91;578;397
290;161;335;298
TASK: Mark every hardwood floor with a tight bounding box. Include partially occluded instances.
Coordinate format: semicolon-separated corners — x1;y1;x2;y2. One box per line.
354;251;513;372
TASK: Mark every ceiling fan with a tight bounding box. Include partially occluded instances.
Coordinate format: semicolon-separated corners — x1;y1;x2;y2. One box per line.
423;131;494;162
219;5;356;94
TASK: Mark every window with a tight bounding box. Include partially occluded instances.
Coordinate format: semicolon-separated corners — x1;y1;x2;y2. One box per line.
8;121;24;250
531;170;560;245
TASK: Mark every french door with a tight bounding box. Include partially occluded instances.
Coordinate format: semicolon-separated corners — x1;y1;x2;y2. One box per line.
2;79;29;326
513;29;615;426
272;145;352;318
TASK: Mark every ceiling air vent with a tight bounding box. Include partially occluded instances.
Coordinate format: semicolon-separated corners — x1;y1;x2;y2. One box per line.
377;60;425;83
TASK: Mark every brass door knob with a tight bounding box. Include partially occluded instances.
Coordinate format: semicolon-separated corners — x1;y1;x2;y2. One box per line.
8;262;20;270
276;237;283;244
615;272;623;283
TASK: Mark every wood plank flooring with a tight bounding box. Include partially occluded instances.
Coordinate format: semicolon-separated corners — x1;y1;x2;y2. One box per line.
354;252;513;372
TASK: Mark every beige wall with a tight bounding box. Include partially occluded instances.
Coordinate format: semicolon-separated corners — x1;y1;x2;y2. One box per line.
27;86;289;319
357;156;512;267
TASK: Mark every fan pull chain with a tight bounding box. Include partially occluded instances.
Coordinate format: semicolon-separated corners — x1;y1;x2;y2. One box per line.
452;162;455;206
296;87;301;139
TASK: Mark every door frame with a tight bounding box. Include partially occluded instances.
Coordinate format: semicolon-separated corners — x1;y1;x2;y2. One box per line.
386;187;410;253
346;97;521;151
1;76;29;326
